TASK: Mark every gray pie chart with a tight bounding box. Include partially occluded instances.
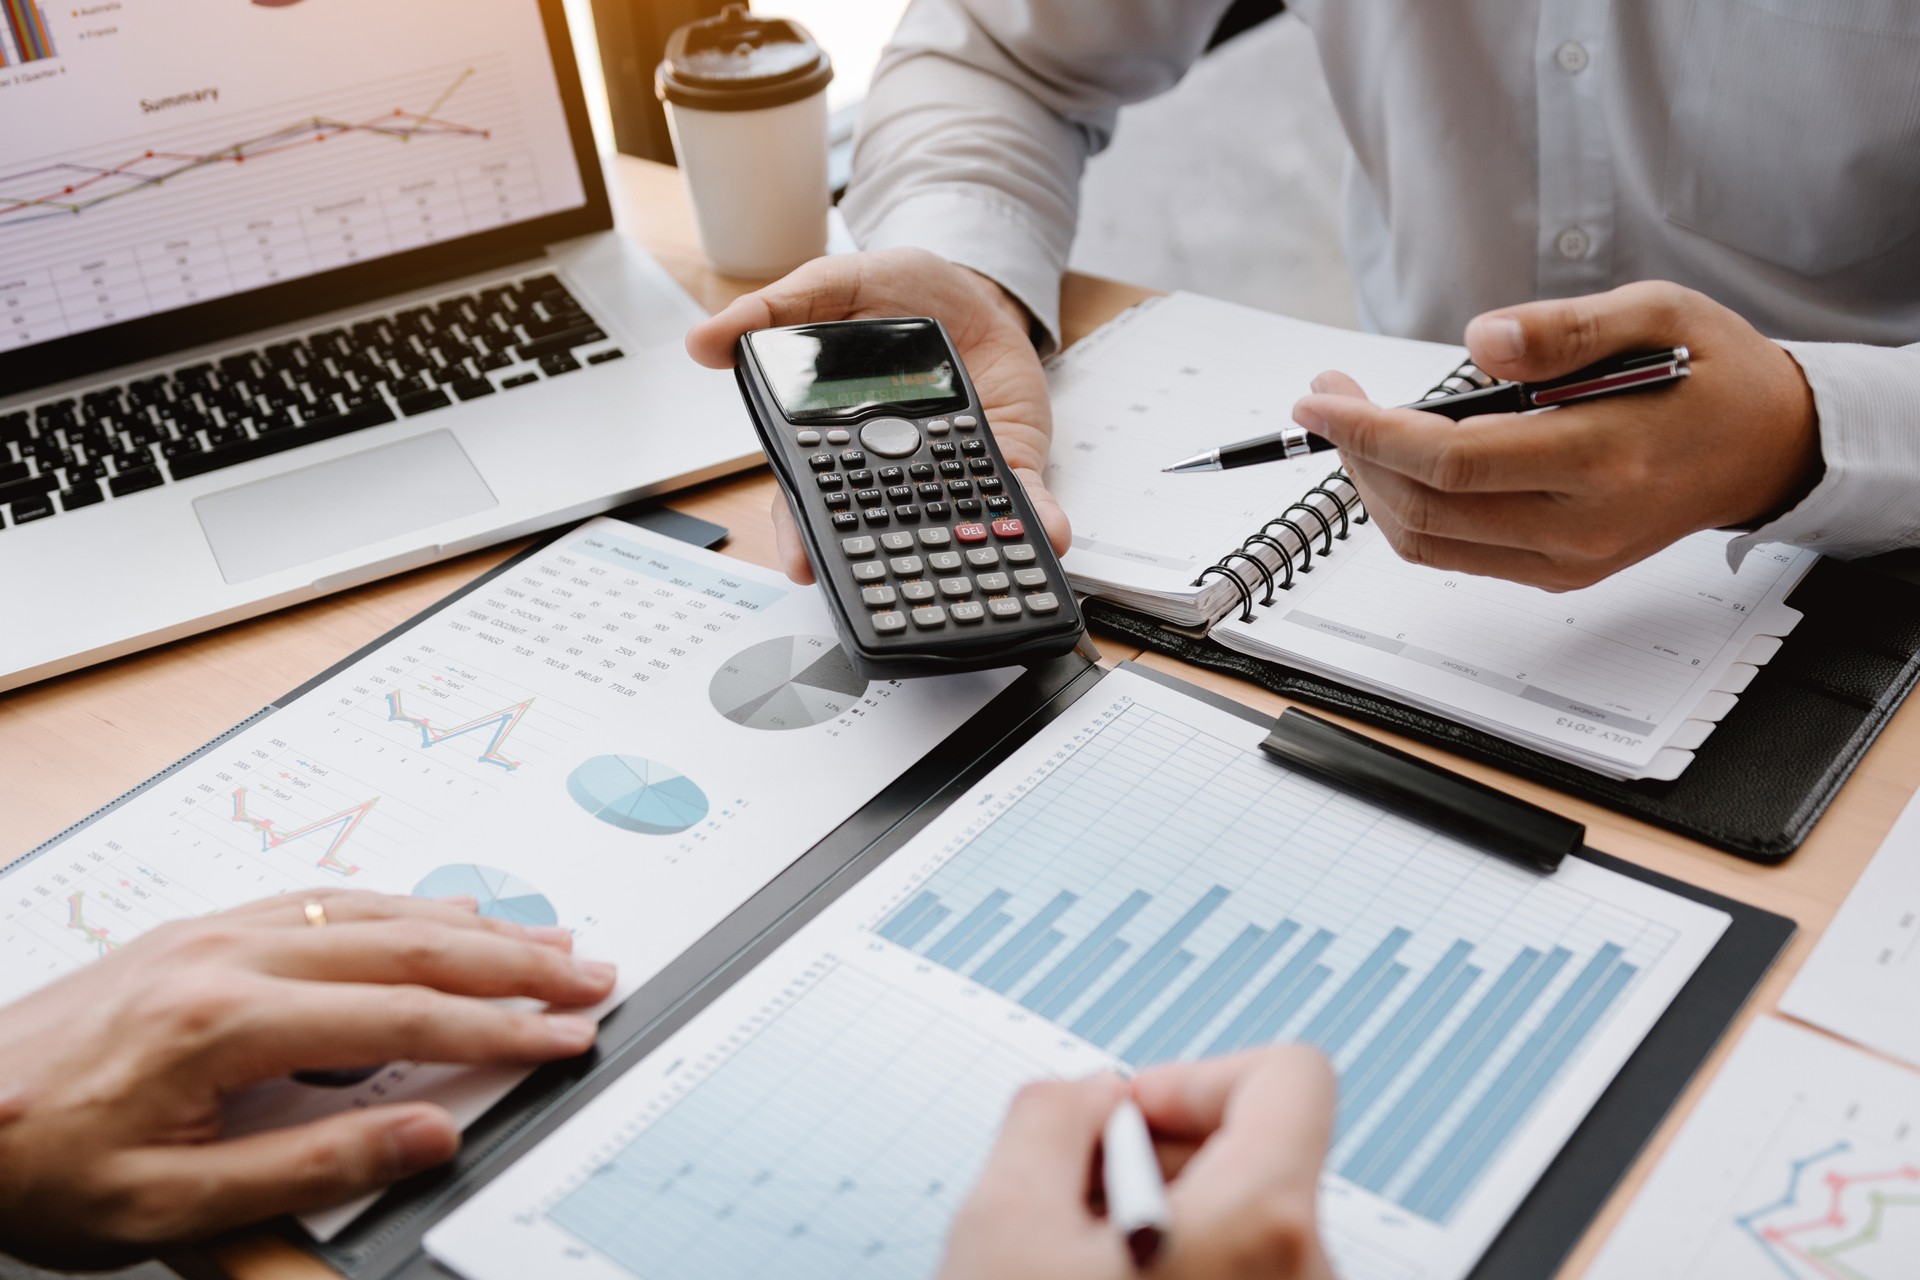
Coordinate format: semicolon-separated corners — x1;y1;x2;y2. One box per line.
709;635;869;731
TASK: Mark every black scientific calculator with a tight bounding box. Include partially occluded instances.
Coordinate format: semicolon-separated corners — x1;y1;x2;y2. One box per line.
735;317;1085;678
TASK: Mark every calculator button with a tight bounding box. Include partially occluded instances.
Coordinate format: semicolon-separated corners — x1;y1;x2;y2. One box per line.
878;466;905;484
816;473;845;491
965;547;1001;567
890;555;925;577
851;561;887;583
862;585;898;608
987;597;1023;619
872;610;907;633
901;580;938;602
839;450;867;469
880;531;916;552
955;522;989;543
925;419;951;436
808;452;835;471
863;507;891;526
855;488;883;506
950;600;986;623
968;458;995;476
826;429;851;445
909;463;935;480
911;605;948;629
946;480;974;497
918;527;952;547
1025;592;1061;614
824;491;853;509
926;501;953;519
796;429;822;446
985;495;1013;513
955;499;983;516
991;518;1026;539
895;503;921;522
938;460;965;478
931;441;958;459
927;551;963;572
978;477;1006;496
841;536;877;557
860;417;923;458
938;577;974;598
976;572;1010;592
1004;543;1038;563
954;414;979;430
1014;568;1049;589
832;512;859;531
848;469;874;486
960;438;987;456
886;486;914;503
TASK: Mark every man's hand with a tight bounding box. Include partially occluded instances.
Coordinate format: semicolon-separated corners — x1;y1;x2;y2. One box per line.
1293;281;1822;590
0;891;616;1268
686;247;1068;584
938;1047;1337;1280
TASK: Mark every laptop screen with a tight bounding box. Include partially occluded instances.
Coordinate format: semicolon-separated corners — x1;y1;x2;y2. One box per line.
0;0;604;385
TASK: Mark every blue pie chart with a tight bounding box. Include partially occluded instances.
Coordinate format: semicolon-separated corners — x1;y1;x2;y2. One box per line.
567;755;710;835
412;864;559;928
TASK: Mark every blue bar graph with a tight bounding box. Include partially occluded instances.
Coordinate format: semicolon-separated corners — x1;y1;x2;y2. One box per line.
871;768;1645;1232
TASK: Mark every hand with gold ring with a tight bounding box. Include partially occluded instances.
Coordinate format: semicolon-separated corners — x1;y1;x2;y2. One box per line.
0;890;616;1269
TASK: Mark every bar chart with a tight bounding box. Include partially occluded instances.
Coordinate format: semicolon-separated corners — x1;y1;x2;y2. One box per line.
873;702;1665;1224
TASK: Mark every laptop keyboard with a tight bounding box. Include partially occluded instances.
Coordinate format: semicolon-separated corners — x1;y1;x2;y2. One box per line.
0;273;623;531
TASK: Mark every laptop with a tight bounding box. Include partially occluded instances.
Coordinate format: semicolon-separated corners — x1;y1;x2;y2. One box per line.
0;0;761;692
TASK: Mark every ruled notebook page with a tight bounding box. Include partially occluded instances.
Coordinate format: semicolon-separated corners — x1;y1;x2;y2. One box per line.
1212;523;1814;780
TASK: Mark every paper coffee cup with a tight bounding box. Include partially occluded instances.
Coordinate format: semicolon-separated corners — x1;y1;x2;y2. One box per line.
657;5;834;279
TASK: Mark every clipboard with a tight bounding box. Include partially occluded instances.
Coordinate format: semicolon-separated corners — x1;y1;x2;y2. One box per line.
261;661;1792;1280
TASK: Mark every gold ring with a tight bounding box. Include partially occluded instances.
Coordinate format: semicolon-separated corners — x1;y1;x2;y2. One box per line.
302;899;329;929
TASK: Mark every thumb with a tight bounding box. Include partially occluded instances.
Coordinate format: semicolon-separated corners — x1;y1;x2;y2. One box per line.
1465;281;1690;383
110;1105;457;1241
1161;1046;1335;1209
974;1076;1127;1210
685;255;868;368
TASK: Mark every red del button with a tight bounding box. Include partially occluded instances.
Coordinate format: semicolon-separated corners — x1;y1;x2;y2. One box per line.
990;518;1026;539
955;522;989;543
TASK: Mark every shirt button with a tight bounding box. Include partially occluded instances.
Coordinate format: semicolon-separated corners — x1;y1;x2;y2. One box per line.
1556;226;1591;260
1555;41;1589;73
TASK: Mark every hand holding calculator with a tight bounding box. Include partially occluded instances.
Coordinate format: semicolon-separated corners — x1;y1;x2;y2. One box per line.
734;318;1085;678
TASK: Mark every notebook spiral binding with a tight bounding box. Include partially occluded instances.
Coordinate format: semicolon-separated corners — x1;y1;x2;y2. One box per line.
1191;358;1493;623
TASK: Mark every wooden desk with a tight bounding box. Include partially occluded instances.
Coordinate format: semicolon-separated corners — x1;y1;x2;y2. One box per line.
4;157;1914;1280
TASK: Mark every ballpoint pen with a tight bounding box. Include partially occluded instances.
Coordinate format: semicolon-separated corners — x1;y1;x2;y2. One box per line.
1103;1098;1171;1268
1162;346;1691;473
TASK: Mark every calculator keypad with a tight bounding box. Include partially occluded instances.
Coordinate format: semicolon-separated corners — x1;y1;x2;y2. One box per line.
795;410;1067;641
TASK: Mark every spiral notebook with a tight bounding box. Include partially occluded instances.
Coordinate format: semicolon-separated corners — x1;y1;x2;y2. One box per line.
1044;293;1816;783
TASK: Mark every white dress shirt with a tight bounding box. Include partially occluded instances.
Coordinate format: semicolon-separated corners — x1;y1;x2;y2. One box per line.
842;0;1920;561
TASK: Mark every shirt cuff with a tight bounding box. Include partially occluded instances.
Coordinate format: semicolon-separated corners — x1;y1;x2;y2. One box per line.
1728;340;1920;567
847;187;1068;355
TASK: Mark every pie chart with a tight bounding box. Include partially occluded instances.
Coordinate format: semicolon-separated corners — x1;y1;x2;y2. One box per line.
412;864;559;928
709;635;869;731
567;755;710;834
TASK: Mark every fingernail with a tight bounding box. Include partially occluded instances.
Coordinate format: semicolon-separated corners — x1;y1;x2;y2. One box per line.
575;958;617;986
1310;373;1333;394
1293;403;1329;436
527;925;574;948
545;1014;598;1052
1468;314;1526;362
386;1111;457;1174
436;895;480;910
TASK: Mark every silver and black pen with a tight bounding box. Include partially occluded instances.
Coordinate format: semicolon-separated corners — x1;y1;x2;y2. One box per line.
1163;346;1692;473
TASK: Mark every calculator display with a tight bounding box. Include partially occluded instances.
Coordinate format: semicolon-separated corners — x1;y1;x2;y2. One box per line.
751;319;969;423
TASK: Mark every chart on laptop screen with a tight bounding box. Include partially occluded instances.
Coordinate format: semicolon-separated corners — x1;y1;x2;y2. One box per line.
0;0;587;351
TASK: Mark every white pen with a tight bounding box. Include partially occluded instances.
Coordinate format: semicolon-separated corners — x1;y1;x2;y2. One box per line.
1103;1098;1172;1268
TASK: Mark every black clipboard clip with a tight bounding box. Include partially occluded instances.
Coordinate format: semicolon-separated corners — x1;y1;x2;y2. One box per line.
1260;709;1583;873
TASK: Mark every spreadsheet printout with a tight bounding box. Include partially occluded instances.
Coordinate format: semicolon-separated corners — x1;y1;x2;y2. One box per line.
0;518;1016;1237
427;668;1728;1280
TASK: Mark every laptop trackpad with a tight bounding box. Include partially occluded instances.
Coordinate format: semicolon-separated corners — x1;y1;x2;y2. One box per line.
194;431;498;584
